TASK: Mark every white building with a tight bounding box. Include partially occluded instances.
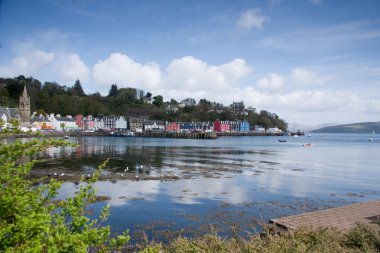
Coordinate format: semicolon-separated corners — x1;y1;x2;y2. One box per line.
115;116;127;130
50;114;78;131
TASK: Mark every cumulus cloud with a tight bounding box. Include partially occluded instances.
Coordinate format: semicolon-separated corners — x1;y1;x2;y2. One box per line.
236;9;266;31
163;56;252;94
0;50;55;77
92;53;161;91
257;73;285;91
56;54;90;83
290;67;332;86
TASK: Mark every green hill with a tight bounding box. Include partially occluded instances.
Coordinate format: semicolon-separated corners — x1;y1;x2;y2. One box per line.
312;121;380;133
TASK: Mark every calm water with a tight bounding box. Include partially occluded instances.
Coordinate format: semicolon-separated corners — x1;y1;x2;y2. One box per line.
34;133;380;241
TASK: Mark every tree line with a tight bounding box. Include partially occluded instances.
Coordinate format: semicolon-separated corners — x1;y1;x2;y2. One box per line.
0;75;288;130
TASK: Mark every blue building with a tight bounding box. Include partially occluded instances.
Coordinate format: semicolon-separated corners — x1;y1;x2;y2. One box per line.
239;120;250;133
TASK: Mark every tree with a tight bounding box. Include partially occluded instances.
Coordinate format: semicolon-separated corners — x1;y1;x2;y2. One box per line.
152;95;164;107
108;84;118;97
0;137;129;251
71;80;85;97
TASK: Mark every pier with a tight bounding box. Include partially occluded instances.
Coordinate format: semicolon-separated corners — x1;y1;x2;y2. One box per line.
270;200;380;231
134;131;218;139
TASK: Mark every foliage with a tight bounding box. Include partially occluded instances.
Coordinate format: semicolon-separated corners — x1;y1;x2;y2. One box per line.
144;223;380;253
152;95;164;107
0;75;288;130
0;137;130;252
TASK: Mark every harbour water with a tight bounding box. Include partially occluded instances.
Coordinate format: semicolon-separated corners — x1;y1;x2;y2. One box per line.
33;133;380;241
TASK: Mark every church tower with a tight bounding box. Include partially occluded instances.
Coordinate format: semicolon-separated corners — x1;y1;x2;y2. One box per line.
19;85;31;123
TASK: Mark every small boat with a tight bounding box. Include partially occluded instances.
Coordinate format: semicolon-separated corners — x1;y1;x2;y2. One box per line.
278;139;287;142
368;138;373;142
303;143;312;147
63;135;69;139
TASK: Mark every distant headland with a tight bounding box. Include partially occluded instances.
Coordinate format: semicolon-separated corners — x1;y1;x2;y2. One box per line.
311;121;380;133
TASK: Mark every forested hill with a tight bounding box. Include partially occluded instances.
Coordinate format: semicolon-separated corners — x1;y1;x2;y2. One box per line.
312;122;380;133
0;75;288;130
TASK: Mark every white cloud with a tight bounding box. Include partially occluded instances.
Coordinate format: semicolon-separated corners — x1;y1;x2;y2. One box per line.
0;50;55;77
163;56;252;94
236;9;266;31
56;54;90;83
290;67;332;86
257;73;285;90
92;53;161;92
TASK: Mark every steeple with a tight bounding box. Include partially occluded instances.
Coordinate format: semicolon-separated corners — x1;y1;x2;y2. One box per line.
19;85;31;122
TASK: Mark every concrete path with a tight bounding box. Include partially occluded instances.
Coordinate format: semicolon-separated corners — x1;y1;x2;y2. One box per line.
270;199;380;231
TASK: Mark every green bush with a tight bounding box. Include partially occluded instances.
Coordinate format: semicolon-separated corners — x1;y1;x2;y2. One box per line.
0;138;129;252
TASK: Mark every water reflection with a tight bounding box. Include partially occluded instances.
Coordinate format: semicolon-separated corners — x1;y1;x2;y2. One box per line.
29;134;380;238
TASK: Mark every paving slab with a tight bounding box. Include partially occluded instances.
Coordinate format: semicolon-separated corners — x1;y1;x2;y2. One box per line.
269;199;380;231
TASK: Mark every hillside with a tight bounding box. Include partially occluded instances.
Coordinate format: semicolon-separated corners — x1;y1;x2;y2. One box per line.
312;121;380;133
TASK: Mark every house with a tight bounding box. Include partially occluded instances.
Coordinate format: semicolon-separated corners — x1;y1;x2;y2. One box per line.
50;114;78;131
267;127;283;134
230;121;240;132
239;120;250;133
166;122;180;132
115;116;127;130
231;101;245;115
129;116;148;132
0;107;21;124
144;120;165;131
31;114;53;130
214;119;230;132
103;115;116;130
254;125;266;133
94;116;105;131
84;115;96;131
165;104;179;113
76;115;84;130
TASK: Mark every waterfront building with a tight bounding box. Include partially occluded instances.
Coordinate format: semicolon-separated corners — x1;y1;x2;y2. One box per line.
166;122;180;132
76;115;84;130
239;120;250;132
115;116;127;130
84;115;96;131
254;125;266;133
31;114;53;130
129;116;148;132
93;116;105;131
103;115;116;130
50;114;78;131
144;120;165;131
230;121;240;132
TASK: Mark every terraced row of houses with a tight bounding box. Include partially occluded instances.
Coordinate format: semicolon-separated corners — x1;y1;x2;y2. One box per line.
0;86;280;134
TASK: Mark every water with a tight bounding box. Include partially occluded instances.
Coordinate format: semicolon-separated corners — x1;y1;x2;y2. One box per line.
33;133;380;241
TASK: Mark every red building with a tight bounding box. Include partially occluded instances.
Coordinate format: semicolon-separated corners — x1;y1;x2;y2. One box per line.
166;122;180;132
76;115;84;129
213;119;231;132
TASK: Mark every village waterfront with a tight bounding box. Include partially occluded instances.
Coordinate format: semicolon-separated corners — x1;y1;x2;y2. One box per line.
27;133;380;242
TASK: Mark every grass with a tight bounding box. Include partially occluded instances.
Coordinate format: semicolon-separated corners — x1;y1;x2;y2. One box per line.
138;222;380;253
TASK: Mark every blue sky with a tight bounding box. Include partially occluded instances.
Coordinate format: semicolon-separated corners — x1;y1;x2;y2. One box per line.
1;0;379;126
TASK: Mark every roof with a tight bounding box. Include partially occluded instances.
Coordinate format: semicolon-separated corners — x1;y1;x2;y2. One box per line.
54;117;75;122
144;120;164;125
31;116;51;123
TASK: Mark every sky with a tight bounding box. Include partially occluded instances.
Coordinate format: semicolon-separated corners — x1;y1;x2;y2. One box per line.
0;0;379;126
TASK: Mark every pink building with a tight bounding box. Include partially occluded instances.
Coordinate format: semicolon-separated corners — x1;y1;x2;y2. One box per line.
76;115;84;129
166;122;180;132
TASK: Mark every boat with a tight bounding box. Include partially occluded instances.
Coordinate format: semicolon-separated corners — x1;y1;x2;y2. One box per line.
278;139;287;142
368;138;373;142
63;135;69;139
302;143;312;147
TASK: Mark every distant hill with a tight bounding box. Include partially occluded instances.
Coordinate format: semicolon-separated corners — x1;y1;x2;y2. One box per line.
311;121;380;133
